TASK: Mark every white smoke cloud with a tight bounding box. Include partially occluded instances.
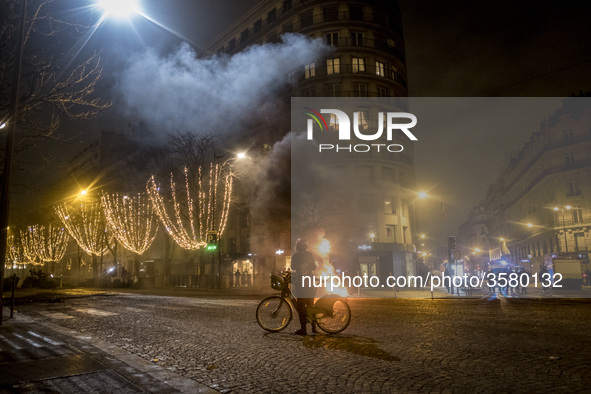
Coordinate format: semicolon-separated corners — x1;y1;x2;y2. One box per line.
117;33;329;136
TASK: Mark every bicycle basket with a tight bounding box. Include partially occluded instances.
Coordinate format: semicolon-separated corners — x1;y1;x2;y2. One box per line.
270;274;285;291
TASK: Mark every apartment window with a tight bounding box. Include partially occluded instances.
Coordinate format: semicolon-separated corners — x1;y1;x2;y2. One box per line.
572;207;583;224
323;6;338;22
328;112;339;130
240;28;250;44
564;129;573;143
568;179;580;196
351;32;363;46
267;8;277;23
386;225;396;243
352;57;365;73
357;110;368;130
283;22;293;33
300;9;313;28
228;38;236;50
304;63;315;79
402;199;409;217
326;83;341;97
391;66;399;80
376;61;385;77
350;5;363;20
326;58;340;74
302;87;315;97
384;197;396;214
377;86;388;97
353;83;368;97
254;19;262;33
282;0;292;12
287;72;296;85
325;32;339;46
565;152;575;169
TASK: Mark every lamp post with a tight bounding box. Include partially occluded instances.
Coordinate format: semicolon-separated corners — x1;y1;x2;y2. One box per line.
553;205;572;253
212;150;246;289
0;0;27;325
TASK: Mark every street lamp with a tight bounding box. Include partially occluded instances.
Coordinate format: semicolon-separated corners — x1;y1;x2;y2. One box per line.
0;0;27;325
97;0;141;18
553;205;572;253
212;150;246;289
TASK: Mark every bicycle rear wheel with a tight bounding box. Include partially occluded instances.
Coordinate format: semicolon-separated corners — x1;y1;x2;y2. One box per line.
256;296;292;332
315;297;351;334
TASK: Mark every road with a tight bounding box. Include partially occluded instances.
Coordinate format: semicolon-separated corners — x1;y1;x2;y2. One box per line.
14;292;591;393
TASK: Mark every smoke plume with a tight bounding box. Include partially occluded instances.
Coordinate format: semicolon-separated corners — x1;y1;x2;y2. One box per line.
117;33;329;136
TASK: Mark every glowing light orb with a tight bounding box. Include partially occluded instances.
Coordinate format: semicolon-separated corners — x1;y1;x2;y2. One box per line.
98;0;140;17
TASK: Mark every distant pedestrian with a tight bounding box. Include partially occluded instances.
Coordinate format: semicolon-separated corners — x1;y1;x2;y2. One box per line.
235;269;241;287
540;265;549;292
444;264;453;294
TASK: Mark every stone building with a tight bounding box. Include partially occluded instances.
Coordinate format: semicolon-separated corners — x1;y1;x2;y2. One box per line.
206;0;417;282
459;98;591;273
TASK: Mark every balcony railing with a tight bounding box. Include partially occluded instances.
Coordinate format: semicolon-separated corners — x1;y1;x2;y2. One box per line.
223;9;405;56
298;63;407;88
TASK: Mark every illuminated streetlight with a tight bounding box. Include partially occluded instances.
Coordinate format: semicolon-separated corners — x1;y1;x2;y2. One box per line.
527;223;533;228
98;0;141;18
418;191;427;199
0;123;6;129
236;152;247;160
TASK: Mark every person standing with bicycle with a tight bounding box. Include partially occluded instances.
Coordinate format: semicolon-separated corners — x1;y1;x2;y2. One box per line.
291;239;317;335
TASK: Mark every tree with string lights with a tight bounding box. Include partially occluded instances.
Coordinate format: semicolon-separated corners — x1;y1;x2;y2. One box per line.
147;164;233;250
55;200;114;280
147;163;233;287
19;226;40;266
101;192;159;278
21;224;68;275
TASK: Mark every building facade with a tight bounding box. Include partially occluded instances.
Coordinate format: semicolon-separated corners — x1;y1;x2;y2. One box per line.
207;0;417;282
459;99;591;273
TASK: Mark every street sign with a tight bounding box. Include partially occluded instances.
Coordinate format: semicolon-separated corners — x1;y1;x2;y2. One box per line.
206;231;218;250
206;231;218;244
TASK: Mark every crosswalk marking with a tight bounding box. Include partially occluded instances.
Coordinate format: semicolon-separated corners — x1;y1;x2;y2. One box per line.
13;333;43;347
28;330;63;346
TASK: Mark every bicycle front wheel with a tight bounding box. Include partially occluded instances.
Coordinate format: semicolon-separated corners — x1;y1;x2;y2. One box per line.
315;297;351;334
256;296;293;332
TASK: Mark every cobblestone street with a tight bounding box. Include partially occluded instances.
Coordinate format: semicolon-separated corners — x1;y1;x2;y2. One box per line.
13;292;591;393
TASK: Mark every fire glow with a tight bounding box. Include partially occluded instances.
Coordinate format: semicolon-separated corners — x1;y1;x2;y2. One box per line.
312;237;348;297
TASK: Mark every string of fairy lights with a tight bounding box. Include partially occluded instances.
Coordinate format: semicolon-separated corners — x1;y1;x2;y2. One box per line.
147;163;233;250
3;161;234;270
101;192;159;255
55;201;114;256
28;224;69;263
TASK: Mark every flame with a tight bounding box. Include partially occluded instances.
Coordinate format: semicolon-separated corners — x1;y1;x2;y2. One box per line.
313;237;348;297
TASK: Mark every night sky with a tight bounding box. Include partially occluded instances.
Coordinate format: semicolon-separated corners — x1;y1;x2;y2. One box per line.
21;0;591;243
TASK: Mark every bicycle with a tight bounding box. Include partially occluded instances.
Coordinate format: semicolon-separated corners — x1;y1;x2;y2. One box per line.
256;272;351;334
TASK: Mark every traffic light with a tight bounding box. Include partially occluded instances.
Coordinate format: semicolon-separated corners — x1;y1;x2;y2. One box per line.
206;231;218;251
448;236;456;250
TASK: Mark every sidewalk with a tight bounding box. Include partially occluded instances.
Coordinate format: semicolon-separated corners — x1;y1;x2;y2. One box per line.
0;307;216;393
